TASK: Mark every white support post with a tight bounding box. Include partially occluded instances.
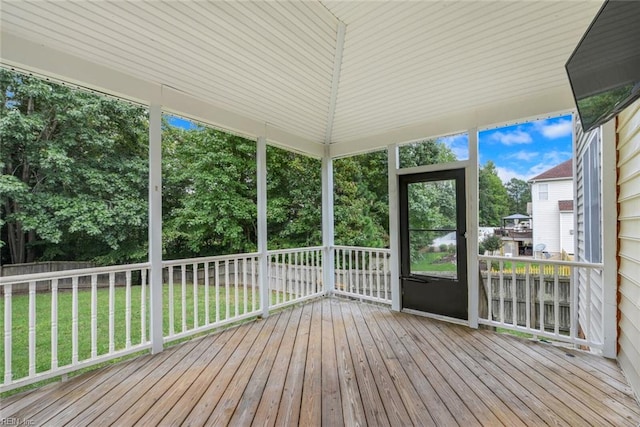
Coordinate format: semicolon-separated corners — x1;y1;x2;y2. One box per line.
467;128;480;328
388;144;401;311
149;103;163;354
322;145;335;295
257;136;269;318
601;120;617;358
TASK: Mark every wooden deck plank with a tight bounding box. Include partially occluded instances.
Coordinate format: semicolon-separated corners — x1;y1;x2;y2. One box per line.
144;322;252;425
320;299;343;427
251;306;304;427
447;324;570;426
227;309;293;426
275;302;313;426
12;341;191;425
180;315;269;426
338;299;390;426
0;356;129;416
507;332;640;413
356;304;438;426
364;304;479;427
62;337;208;426
298;300;323;426
400;313;508;426
329;299;367;427
116;327;237;425
206;312;283;426
2;297;639;427
491;329;638;426
464;323;616;426
348;300;414;426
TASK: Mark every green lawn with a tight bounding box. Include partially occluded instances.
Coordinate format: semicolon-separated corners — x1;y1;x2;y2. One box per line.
411;252;457;272
0;284;288;385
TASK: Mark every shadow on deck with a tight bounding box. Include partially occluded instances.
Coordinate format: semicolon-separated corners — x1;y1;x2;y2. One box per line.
2;298;639;426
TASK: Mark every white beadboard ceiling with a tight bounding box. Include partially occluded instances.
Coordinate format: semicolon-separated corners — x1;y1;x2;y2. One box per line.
0;0;603;157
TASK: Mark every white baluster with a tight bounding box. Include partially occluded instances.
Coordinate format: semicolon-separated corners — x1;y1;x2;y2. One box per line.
193;262;198;328
168;266;175;336
109;272;115;353
141;269;147;343
51;279;59;369
225;260;230;320
4;284;12;383
215;261;220;323
181;265;187;332
205;262;210;325
553;265;560;336
72;276;79;364
234;259;239;317
91;275;97;358
243;258;248;314
28;281;36;376
126;270;132;348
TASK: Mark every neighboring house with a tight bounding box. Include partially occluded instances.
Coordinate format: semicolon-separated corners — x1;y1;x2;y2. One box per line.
529;159;574;257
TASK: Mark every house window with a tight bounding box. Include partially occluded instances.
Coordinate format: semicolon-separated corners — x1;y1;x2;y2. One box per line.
583;133;602;263
538;184;548;200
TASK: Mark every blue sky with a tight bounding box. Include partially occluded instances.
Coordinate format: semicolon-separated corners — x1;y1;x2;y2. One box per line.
440;114;573;183
166;115;201;130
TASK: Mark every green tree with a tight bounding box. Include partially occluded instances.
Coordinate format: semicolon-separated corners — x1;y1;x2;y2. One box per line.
505;178;531;215
334;151;388;247
478;161;509;226
266;146;322;249
162;125;257;258
0;70;149;265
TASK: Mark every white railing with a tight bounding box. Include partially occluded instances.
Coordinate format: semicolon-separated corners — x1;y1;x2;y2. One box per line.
478;255;604;349
0;263;151;392
162;253;261;343
267;246;325;309
333;246;392;304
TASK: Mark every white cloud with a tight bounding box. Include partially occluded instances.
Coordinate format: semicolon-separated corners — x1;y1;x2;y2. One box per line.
508;150;539;161
438;134;469;159
490;129;533;146
495;166;530;183
535;118;572;139
527;151;572;178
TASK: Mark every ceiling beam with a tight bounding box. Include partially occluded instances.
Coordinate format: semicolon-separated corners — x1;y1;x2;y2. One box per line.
323;21;347;145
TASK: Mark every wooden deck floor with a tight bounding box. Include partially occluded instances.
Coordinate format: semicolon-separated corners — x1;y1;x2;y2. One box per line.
2;298;639;426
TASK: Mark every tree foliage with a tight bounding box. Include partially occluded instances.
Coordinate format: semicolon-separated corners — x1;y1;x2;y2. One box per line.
505;178;531;215
334;151;388;247
478;161;510;226
161;125;258;258
266;146;322;249
1;70;149;265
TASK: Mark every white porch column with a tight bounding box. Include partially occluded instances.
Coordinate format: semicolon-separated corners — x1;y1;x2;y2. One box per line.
467;128;479;328
148;104;163;354
322;145;335;295
257;137;269;317
388;144;400;311
601;120;617;358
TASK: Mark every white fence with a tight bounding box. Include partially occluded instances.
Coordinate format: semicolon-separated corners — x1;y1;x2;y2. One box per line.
162;253;261;343
1;263;152;393
478;255;604;349
333;246;392;304
0;247;334;392
267;247;324;309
